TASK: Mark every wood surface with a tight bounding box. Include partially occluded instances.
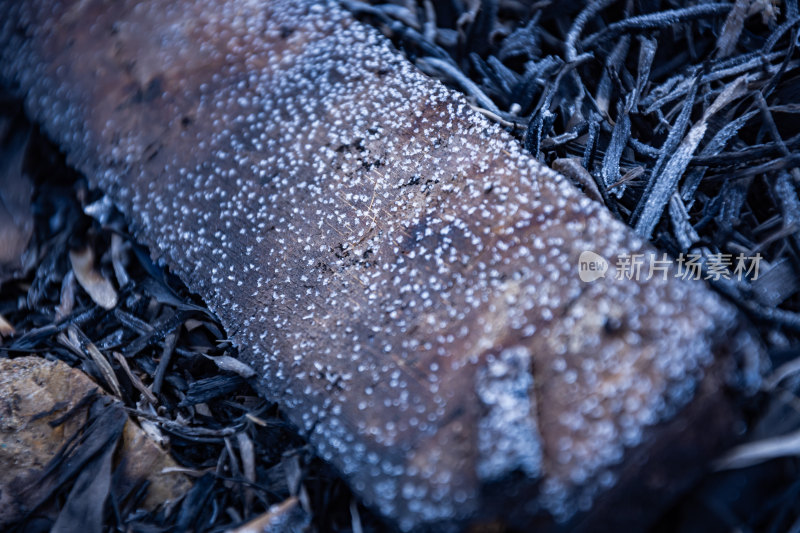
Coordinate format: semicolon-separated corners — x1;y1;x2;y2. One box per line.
0;0;760;529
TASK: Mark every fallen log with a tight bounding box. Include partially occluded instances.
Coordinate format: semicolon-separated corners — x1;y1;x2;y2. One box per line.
0;0;761;530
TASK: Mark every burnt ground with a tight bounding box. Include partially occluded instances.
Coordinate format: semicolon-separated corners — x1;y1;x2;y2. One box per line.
2;0;800;531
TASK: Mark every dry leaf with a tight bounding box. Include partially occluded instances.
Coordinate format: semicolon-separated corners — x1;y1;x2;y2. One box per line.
0;126;33;284
716;429;800;470
0;313;15;338
202;354;256;378
69;246;118;309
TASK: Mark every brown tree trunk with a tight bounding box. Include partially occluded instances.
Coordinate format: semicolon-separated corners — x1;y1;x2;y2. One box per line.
0;0;760;530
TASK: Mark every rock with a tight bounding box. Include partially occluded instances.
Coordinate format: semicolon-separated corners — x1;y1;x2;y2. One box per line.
0;356;191;525
0;357;95;524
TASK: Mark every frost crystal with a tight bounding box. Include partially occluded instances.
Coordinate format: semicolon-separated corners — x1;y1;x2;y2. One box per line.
476;346;541;481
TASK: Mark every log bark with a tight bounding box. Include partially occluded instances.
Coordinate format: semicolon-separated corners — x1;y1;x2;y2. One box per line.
0;0;760;530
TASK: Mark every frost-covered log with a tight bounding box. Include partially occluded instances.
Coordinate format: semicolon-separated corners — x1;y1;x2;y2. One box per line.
0;0;760;530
